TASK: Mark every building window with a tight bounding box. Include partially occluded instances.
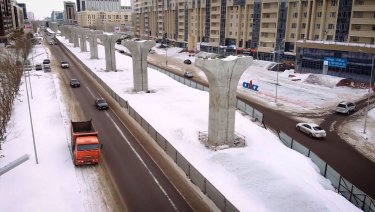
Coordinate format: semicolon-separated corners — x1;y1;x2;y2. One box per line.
355;0;364;5
372;26;375;31
293;13;298;18
352;36;359;41
330;0;337;6
317;0;323;6
302;23;306;29
230;31;232;35
292;23;296;28
354;25;360;30
291;33;295;38
314;34;319;40
301;34;305;39
317;12;322;17
328;24;335;29
317;24;320;29
327;35;333;40
303;12;307;18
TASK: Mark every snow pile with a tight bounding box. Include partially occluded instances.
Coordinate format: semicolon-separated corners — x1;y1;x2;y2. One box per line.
303;74;345;88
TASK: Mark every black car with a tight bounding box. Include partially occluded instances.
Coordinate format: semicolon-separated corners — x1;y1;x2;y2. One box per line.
95;98;109;110
35;64;43;70
43;59;50;64
118;50;125;54
184;59;192;65
70;79;80;87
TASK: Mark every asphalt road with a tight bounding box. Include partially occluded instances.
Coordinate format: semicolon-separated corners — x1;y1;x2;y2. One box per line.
47;42;196;212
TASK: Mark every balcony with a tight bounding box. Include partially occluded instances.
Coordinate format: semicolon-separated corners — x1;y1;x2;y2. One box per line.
261;7;278;14
261;28;277;33
210;25;220;30
350;30;375;38
351;18;375;25
211;10;220;15
352;5;375;12
261;17;278;23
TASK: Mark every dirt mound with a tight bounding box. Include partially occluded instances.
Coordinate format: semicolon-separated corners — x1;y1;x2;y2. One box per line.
336;78;373;89
303;74;343;88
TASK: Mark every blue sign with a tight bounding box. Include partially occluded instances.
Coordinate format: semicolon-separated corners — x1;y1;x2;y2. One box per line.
324;57;347;68
243;81;259;92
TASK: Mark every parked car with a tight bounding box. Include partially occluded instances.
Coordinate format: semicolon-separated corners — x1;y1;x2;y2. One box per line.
61;61;69;68
296;123;326;138
118;50;125;54
35;64;43;71
95;98;109;110
43;59;50;64
184;71;193;78
43;64;51;72
336;101;356;115
48;40;55;45
116;38;123;44
70;79;80;88
184;59;192;65
267;63;287;72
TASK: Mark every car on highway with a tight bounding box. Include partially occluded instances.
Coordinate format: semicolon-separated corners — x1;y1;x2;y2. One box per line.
118;50;125;54
95;98;109;110
61;61;69;68
184;71;193;78
70;79;80;88
43;59;50;64
184;59;192;65
296;123;326;138
48;40;56;45
43;64;51;72
35;64;43;71
336;101;356;115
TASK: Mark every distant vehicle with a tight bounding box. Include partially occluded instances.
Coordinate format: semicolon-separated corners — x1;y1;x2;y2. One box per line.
184;71;193;78
116;38;123;44
296;123;326;138
43;59;50;64
61;61;69;68
184;59;192;65
70;79;80;87
282;60;295;70
336;101;356;115
267;63;287;72
71;120;103;166
43;64;51;72
35;64;43;71
48;40;55;45
149;49;155;54
24;64;32;71
95;98;109;110
118;50;125;54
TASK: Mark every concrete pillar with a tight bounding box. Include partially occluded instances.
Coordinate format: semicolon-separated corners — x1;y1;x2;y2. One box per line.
196;56;252;147
86;30;103;59
72;28;80;48
78;29;89;52
98;34;121;71
67;26;73;43
60;25;65;37
122;40;156;92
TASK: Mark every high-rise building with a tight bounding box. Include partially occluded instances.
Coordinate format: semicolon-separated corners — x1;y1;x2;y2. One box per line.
27;11;34;20
11;1;23;30
51;11;64;23
64;1;77;25
76;0;121;12
0;0;13;43
77;10;132;32
16;2;27;19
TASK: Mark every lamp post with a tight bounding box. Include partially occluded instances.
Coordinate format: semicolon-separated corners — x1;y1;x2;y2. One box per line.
275;39;285;103
359;50;374;134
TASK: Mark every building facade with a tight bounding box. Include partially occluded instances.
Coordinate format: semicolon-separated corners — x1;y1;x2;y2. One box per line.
11;0;24;31
16;2;27;19
51;11;64;23
64;1;77;25
77;10;132;32
1;0;14;43
133;0;375;54
76;0;121;12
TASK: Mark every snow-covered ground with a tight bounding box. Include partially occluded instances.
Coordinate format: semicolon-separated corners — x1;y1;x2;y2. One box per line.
1;34;371;211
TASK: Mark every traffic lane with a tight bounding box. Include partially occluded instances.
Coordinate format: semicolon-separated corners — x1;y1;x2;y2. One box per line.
238;96;375;198
49;45;193;211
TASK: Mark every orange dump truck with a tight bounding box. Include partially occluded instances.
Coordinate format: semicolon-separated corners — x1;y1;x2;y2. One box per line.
71;120;102;166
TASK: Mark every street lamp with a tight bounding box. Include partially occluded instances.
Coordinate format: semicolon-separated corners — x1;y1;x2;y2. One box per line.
275;39;285;103
359;50;374;134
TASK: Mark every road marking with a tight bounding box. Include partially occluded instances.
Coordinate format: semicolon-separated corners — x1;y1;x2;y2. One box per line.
104;112;179;211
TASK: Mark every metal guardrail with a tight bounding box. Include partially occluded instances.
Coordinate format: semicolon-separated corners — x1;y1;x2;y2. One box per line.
278;130;375;212
58;38;239;212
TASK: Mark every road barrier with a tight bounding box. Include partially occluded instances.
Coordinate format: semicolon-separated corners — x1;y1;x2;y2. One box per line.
57;37;239;212
278;131;375;212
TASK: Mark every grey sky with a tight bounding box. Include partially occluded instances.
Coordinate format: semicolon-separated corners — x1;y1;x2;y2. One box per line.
18;0;131;20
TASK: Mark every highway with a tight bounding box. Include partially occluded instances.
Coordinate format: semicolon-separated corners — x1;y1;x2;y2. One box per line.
47;41;210;211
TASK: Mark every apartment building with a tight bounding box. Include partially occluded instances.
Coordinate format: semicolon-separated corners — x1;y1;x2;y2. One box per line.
64;1;77;25
76;0;121;12
11;0;24;31
0;0;13;43
77;10;132;32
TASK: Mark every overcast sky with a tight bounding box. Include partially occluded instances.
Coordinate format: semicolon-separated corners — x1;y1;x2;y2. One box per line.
18;0;131;20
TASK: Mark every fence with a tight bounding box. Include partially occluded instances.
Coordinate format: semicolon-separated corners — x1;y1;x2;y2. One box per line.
278;131;375;212
58;38;239;212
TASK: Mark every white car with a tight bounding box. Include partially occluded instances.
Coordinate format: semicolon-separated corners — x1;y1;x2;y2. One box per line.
296;123;326;138
61;61;69;68
336;101;356;115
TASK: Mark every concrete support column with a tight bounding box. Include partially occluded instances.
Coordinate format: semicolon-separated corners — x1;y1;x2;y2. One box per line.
122;40;156;92
86;30;102;59
98;34;121;71
67;26;73;43
319;0;328;40
72;28;79;48
196;56;252;147
78;29;89;52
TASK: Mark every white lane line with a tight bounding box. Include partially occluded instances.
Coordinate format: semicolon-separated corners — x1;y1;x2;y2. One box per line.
104;112;179;211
